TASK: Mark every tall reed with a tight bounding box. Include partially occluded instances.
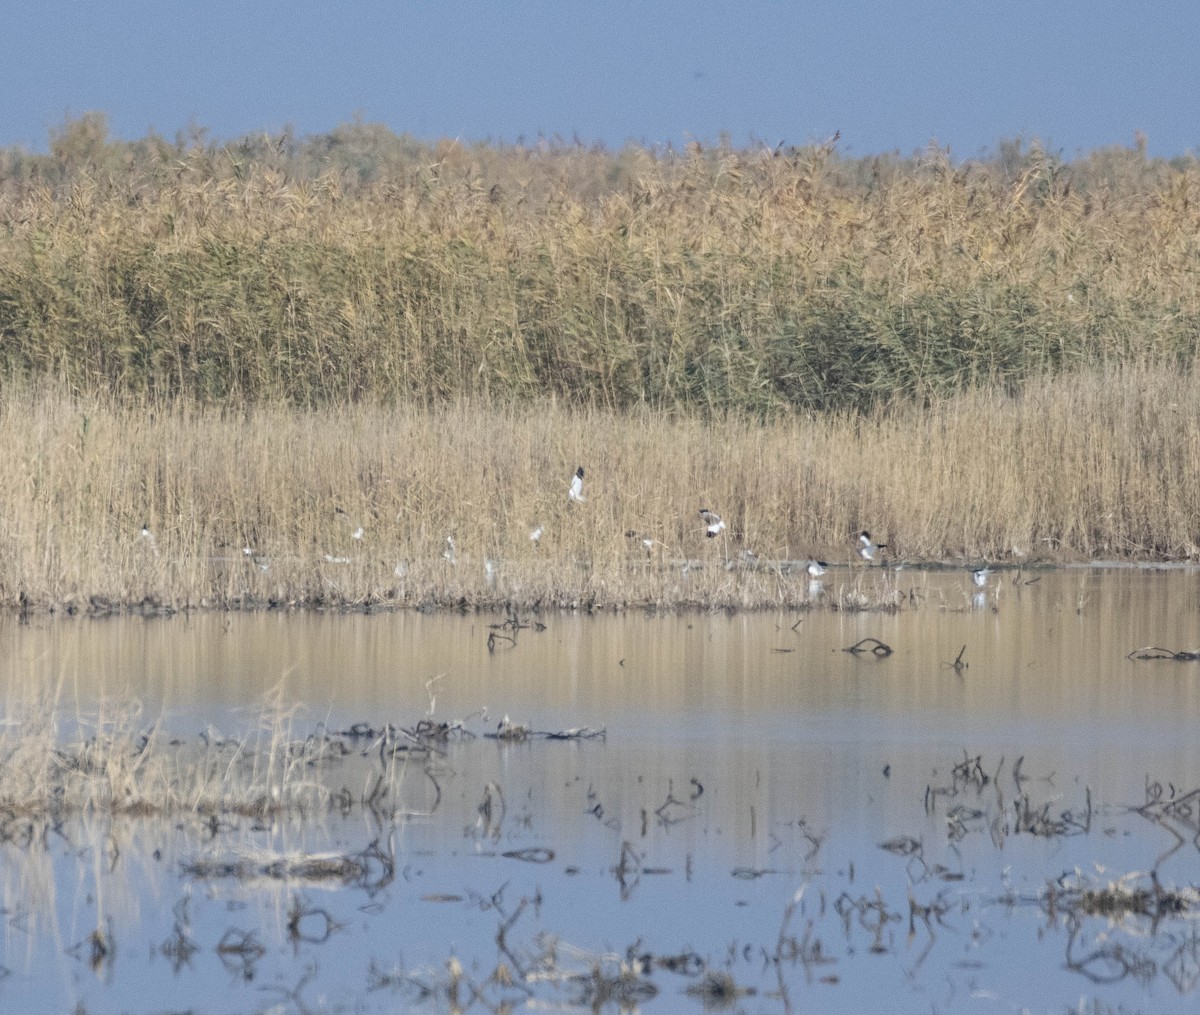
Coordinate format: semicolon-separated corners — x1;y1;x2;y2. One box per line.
1;122;1198;410
0;366;1195;612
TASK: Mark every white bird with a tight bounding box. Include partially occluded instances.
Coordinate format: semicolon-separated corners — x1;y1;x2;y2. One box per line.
529;525;544;545
699;509;726;538
857;531;887;561
335;507;364;539
627;530;657;550
442;535;456;565
568;466;586;503
806;560;828;577
139;524;159;557
972;567;993;588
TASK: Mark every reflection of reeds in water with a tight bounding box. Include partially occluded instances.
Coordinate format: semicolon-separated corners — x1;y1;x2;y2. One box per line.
0;365;1198;611
0;684;601;822
0;692;394;820
0;696;330;976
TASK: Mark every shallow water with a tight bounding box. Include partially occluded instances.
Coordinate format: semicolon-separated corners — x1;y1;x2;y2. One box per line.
3;566;1200;1012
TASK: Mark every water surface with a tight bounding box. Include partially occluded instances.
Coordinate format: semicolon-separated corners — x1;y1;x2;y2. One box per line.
2;566;1199;1012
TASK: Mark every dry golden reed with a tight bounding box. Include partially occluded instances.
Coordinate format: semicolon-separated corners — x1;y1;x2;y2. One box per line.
0;689;429;820
1;119;1199;410
0;693;276;817
1;121;1198;611
0;365;1196;613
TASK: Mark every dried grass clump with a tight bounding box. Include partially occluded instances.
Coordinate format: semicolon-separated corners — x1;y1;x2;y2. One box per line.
1048;869;1197;923
0;696;341;820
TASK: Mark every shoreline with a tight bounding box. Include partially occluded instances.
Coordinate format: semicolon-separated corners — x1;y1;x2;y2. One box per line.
7;556;1195;620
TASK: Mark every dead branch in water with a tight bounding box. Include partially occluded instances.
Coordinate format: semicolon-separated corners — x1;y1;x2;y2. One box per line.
943;645;969;673
484;723;606;742
1128;646;1200;661
843;637;893;657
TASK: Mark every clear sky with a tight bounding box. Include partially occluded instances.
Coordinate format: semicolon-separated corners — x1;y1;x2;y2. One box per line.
3;1;1198;159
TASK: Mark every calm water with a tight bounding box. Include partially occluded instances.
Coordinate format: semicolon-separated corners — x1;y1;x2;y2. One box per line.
2;566;1200;1013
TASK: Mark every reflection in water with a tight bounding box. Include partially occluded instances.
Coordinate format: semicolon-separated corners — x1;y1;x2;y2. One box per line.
0;566;1199;1011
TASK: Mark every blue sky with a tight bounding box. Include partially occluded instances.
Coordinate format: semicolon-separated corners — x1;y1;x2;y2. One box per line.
3;1;1198;159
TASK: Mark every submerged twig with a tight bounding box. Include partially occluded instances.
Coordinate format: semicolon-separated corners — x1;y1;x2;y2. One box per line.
843;637;893;657
1127;646;1200;661
943;644;968;673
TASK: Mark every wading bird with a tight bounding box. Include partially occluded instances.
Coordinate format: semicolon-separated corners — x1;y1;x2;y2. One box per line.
972;567;993;588
699;509;726;538
139;523;159;556
335;507;364;540
857;531;887;561
802;559;828;595
529;525;544;545
568;467;586;503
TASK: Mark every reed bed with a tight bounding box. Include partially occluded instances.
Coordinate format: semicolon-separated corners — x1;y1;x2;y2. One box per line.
0;687;594;822
0;695;325;819
2;122;1199;610
0;365;1196;613
1;121;1199;410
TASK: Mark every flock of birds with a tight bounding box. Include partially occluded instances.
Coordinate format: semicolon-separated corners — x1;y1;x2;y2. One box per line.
139;464;997;596
544;467;995;595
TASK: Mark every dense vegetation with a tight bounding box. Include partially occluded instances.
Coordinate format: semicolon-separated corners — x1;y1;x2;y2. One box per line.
2;115;1198;411
0;366;1195;613
0;117;1197;610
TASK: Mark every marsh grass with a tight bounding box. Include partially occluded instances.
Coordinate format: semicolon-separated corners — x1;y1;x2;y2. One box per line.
0;696;323;820
3;124;1199;610
0;685;458;823
0;364;1196;612
2;123;1199;410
